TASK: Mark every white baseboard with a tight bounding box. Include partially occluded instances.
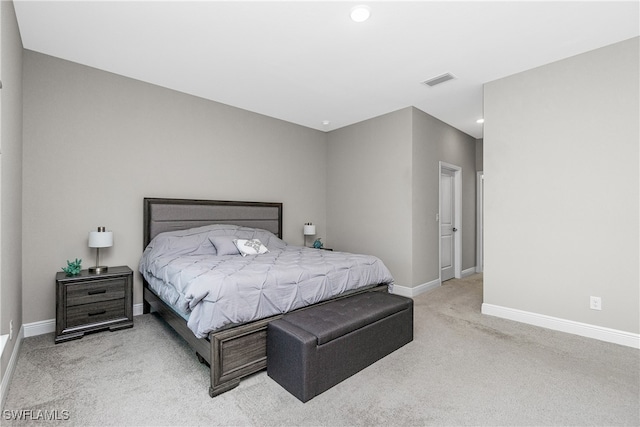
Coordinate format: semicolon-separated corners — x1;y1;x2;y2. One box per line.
392;278;441;298
393;269;479;298
24;319;54;338
461;267;476;278
482;303;640;349
133;303;144;317
24;303;146;339
1;325;24;409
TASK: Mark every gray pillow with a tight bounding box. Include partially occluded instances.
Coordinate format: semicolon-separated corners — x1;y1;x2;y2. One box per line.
209;236;240;256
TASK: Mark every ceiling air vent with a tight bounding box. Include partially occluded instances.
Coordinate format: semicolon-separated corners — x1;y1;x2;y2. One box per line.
422;73;456;87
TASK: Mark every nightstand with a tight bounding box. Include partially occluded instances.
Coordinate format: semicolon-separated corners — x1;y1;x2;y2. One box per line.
55;265;133;344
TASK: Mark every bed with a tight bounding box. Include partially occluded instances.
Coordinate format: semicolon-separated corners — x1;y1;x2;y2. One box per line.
140;197;393;397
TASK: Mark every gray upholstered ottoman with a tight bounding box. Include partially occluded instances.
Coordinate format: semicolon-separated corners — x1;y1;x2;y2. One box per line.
267;291;413;402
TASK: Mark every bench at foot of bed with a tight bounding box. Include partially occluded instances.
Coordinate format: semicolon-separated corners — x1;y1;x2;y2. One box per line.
266;292;413;402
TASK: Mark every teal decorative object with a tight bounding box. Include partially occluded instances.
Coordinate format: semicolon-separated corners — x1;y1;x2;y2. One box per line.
62;258;82;276
313;238;323;249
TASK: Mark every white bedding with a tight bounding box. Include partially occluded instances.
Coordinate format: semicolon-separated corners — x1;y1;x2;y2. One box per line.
139;225;394;338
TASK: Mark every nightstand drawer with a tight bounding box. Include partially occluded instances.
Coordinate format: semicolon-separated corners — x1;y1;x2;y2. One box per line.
66;278;126;307
66;299;126;328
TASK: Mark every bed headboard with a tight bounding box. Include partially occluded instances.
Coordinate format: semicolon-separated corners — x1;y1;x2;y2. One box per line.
143;198;283;248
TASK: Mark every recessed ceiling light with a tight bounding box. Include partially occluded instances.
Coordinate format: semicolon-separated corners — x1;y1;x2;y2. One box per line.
350;5;371;23
476;118;485;124
322;120;331;126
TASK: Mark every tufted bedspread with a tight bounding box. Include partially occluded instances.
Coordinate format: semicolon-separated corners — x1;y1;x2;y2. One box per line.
139;225;394;338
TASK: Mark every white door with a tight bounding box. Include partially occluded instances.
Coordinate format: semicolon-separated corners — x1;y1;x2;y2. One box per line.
440;168;456;281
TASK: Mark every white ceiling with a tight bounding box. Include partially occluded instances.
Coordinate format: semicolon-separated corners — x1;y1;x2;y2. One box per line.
13;1;640;138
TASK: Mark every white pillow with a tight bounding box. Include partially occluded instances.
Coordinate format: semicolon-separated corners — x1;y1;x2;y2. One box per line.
233;238;269;256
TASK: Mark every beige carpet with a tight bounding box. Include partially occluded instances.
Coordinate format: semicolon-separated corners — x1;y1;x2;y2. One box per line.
3;274;639;426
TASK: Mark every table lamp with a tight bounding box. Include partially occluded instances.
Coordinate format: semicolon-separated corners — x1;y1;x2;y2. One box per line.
88;226;113;274
303;223;316;247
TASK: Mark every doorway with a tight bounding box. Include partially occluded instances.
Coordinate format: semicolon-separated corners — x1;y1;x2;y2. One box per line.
439;162;461;282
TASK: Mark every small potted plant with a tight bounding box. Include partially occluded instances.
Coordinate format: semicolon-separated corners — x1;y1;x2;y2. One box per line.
62;258;82;276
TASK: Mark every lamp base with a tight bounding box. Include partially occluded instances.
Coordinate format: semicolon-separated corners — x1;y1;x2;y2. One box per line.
89;266;108;274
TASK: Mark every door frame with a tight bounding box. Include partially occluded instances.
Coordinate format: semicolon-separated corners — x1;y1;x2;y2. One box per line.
476;171;484;273
439;161;462;281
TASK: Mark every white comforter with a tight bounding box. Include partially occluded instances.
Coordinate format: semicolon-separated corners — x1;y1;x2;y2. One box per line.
139;225;394;338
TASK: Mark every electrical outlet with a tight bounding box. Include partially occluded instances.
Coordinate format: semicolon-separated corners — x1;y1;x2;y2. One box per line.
9;320;13;340
590;296;602;311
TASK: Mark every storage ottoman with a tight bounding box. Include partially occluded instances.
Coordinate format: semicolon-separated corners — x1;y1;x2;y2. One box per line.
267;291;413;402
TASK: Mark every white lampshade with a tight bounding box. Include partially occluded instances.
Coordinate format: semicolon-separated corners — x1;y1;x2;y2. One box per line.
303;224;316;236
89;229;113;248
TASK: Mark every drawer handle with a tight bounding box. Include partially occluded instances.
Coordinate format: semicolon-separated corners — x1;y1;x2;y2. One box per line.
88;289;107;295
88;310;106;316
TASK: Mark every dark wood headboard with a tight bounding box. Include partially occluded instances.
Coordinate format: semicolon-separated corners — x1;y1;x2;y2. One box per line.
143;198;283;249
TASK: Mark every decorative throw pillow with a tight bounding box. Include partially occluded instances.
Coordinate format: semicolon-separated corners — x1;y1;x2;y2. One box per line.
233;238;269;256
209;236;240;256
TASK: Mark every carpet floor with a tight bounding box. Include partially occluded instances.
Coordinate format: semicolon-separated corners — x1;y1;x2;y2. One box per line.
3;274;639;426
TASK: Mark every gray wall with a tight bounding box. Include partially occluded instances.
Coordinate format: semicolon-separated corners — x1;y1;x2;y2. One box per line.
484;37;639;334
326;106;477;288
22;51;328;324
1;0;24;382
326;108;414;285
